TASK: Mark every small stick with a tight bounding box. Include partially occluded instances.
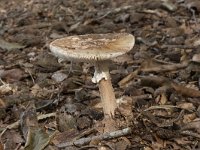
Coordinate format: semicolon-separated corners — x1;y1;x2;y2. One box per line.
142;110;184;128
144;105;178;111
10;22;52;32
161;44;197;49
118;69;139;87
96;6;132;21
132;94;152;100
118;62;188;87
181;131;200;139
141;62;188;73
57;127;132;148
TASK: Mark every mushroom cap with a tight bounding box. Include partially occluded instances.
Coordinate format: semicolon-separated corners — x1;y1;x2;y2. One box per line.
50;33;135;62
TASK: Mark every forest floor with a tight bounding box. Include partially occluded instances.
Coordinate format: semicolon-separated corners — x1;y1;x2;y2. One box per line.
0;0;200;149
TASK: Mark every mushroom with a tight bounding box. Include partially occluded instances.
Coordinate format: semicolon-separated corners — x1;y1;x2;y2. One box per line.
50;33;135;118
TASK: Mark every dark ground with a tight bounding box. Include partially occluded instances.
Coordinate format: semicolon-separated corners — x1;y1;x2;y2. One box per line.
0;0;200;149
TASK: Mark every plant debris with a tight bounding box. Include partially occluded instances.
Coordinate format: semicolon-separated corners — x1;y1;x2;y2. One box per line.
0;0;200;149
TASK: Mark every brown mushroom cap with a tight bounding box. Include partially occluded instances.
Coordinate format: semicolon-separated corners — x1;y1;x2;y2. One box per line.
50;33;135;62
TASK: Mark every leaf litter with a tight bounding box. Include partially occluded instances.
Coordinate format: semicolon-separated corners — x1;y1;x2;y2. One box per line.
0;0;200;149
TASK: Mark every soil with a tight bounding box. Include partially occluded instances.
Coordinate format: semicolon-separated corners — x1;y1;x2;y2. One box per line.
0;0;200;149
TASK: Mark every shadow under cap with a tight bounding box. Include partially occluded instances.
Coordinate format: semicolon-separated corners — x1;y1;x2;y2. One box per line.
50;33;135;62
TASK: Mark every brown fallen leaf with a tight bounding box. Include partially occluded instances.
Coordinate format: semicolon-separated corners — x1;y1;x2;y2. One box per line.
56;112;76;132
34;53;62;72
112;54;134;64
192;53;200;62
0;39;25;51
181;120;200;133
31;84;50;98
0;83;13;95
20;102;55;150
0;98;7;108
182;113;196;124
177;103;196;112
171;83;200;97
0;69;24;83
1;130;24;150
52;130;80;146
115;137;131;150
155;93;168;105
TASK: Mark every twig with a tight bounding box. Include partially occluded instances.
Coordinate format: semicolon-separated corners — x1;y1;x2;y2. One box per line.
57;127;132;148
137;37;158;46
153;57;175;65
26;69;35;84
118;62;188;87
0;78;6;85
5;112;56;129
118;69;139;87
142;110;184;128
10;22;52;32
190;8;198;25
161;44;197;49
137;9;162;17
144;105;178;111
96;6;132;21
132;94;152;100
141;62;188;72
181;131;200;139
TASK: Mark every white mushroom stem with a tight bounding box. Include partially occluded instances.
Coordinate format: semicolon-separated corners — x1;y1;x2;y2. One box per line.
93;61;117;118
92;67;108;83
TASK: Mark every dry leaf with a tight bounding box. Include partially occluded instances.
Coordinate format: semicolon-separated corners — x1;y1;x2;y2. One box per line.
192;53;200;62
31;84;49;98
0;84;12;94
172;83;200;97
177;103;195;111
0;39;25;51
183;113;196;124
155;93;168;105
0;69;24;83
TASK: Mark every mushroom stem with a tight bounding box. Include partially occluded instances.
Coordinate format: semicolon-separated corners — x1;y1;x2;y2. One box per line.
94;61;117;118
